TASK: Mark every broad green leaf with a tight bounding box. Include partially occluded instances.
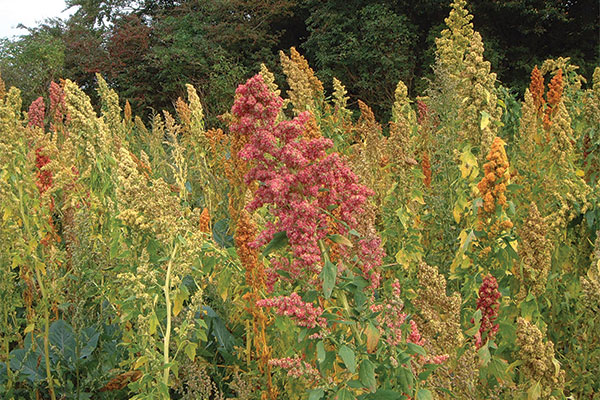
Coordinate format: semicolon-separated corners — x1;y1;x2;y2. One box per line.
79;328;100;359
262;231;288;256
49;320;76;366
317;341;326;364
416;388;433;400
478;342;491;366
368;389;405;400
321;260;336;299
397;366;413;394
335;388;355;400
338;344;356;373
10;348;45;383
407;343;426;356
359;359;376;392
308;388;324;400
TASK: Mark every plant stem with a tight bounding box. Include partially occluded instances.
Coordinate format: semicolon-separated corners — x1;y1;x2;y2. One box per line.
3;304;13;396
34;267;56;400
163;243;179;392
18;184;55;400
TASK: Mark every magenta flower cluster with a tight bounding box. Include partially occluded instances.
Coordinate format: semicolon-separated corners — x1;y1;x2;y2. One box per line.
28;97;45;129
357;236;384;289
49;81;68;129
268;356;320;380
370;279;419;346
369;280;448;365
256;292;326;329
230;74;373;284
474;274;501;348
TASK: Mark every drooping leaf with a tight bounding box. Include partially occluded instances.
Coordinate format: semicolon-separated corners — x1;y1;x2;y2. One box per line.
321;259;337;299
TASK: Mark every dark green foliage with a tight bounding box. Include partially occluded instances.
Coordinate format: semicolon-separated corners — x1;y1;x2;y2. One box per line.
304;1;418;120
1;0;598;122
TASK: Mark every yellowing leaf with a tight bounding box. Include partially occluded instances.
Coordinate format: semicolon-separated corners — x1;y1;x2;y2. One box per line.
576;169;585;177
24;323;35;334
365;323;380;354
453;202;462;224
527;380;541;400
185;342;198;361
411;189;425;205
149;312;158;335
328;234;353;247
459;147;478;179
172;286;189;317
480;111;490;130
134;356;148;369
35;260;46;275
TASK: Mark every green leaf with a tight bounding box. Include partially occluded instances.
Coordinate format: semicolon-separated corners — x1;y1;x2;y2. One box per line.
212;219;234;248
321;259;337;299
149;312;159;335
489;357;511;382
10;347;46;383
347;380;363;388
416;388;433;400
477;342;491;366
397;366;413;394
317;341;326;364
406;343;426;356
79;327;100;359
359;359;376;392
335;388;355;400
308;388;324;400
368;389;405;400
262;231;288;257
49;320;76;366
338;344;356;373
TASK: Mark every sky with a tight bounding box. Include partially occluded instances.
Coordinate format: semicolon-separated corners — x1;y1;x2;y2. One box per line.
0;0;74;39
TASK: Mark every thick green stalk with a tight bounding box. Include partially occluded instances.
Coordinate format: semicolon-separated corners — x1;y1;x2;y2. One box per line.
163;243;179;391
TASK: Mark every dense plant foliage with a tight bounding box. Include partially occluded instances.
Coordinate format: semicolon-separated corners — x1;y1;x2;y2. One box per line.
1;1;599;399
